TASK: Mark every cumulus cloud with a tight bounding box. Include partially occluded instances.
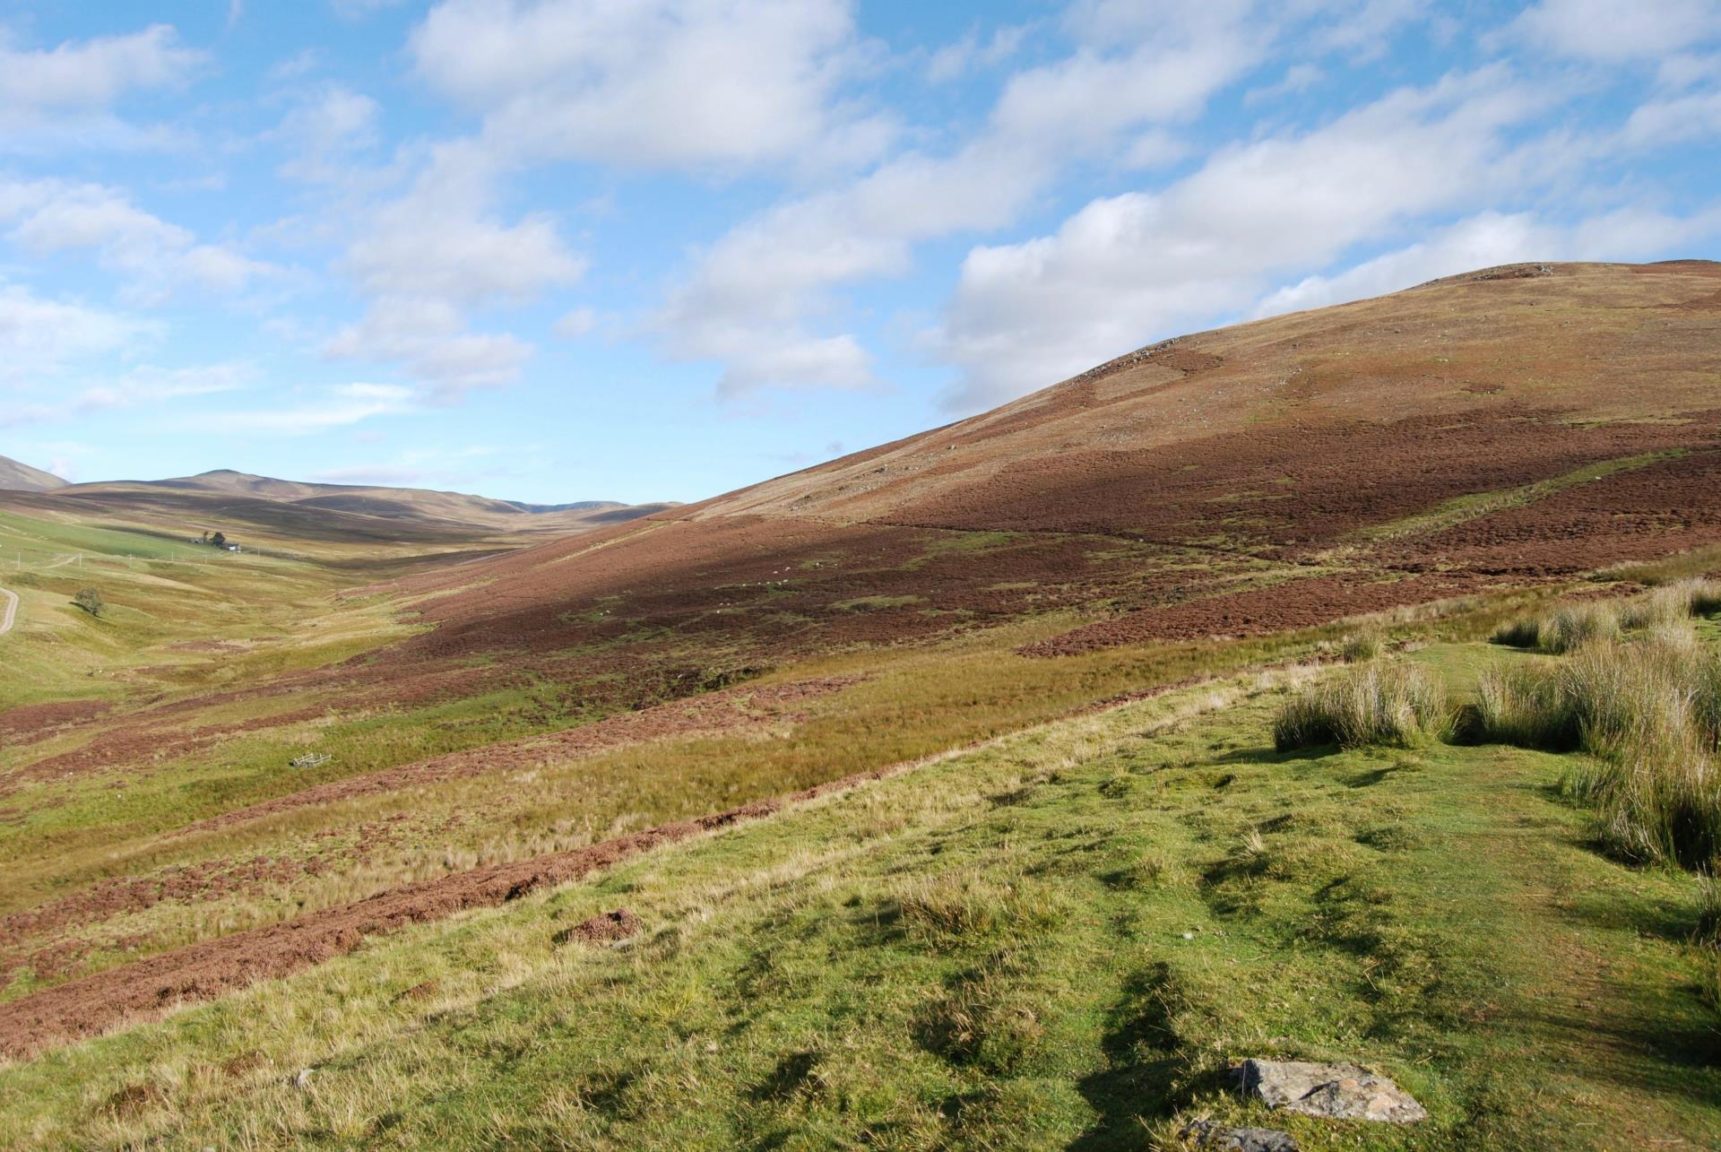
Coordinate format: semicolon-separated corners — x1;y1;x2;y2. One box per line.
0;281;154;384
1621;87;1721;148
1512;0;1721;62
0;177;275;301
326;140;584;396
0;23;203;147
930;68;1558;410
275;84;383;182
927;24;1029;84
0;24;201;112
655;0;1266;396
1257;205;1721;318
409;0;890;173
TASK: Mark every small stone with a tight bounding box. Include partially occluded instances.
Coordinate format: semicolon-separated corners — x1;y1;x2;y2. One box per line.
1237;1059;1427;1124
1180;1118;1298;1151
1182;931;1196;940
291;1068;314;1090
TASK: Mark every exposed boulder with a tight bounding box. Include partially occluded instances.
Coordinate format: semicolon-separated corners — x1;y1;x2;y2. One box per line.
1237;1058;1427;1123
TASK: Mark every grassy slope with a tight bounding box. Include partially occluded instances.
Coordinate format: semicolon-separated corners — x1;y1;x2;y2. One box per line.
3;646;1716;1150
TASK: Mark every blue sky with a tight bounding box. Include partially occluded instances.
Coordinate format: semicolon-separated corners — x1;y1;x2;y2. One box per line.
1;0;1718;504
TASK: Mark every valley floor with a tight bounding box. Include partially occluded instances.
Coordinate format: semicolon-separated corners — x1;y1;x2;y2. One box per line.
2;644;1716;1150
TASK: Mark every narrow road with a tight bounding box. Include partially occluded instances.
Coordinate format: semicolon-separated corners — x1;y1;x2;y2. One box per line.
0;586;16;635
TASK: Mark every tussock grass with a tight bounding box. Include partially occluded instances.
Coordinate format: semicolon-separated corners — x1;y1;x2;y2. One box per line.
1273;661;1448;751
1339;627;1384;663
1492;579;1721;658
1540;603;1621;654
1490;617;1543;649
1697;873;1721;950
893;870;1065;949
1477;633;1721;869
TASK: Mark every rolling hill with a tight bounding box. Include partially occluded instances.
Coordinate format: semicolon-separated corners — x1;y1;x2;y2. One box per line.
2;260;1720;1150
398;260;1721;669
0;467;671;555
0;455;66;493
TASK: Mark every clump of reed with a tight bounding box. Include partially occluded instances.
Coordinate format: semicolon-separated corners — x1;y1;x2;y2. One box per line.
1274;661;1448;752
1492;579;1721;654
1476;627;1721;869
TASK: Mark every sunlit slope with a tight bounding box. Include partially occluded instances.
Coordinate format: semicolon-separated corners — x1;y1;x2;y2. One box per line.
0;456;65;494
399;261;1721;664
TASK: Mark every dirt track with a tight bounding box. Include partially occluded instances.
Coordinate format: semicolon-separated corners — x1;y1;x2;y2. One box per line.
0;587;16;636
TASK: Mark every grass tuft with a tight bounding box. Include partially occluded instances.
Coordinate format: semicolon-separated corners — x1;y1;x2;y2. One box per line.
1697;872;1721;950
1490;617;1542;649
893;871;1063;948
1339;628;1385;663
1273;661;1448;752
1540;603;1621;654
1477;637;1721;869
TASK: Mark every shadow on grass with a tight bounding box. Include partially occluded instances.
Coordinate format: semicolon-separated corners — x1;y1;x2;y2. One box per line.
1067;960;1219;1151
1557;888;1701;946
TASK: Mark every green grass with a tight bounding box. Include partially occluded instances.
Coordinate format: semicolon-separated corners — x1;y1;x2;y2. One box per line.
1354;451;1682;543
2;668;1717;1149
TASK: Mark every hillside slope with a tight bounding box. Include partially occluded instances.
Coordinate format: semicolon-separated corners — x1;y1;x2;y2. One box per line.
399;261;1721;669
0;455;65;493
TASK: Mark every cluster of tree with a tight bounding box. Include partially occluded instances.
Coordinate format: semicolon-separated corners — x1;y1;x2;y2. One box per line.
73;588;103;617
199;530;228;549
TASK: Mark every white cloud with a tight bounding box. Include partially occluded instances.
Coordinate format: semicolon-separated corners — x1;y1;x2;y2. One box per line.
276;84;382;182
927;24;1028;84
326;298;536;396
347;197;583;306
0;177;275;300
0;281;153;384
1622;87;1721;148
326;139;583;396
554;307;598;338
930;68;1557;410
1513;0;1721;62
1246;63;1325;104
192;383;415;435
992;0;1262;154
410;0;889;173
0;24;201;113
74;362;250;413
1255;205;1721;317
654;0;1265;396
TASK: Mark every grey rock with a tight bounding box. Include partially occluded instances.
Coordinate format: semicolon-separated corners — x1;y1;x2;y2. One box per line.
1181;1118;1298;1151
1238;1059;1427;1123
291;1068;314;1091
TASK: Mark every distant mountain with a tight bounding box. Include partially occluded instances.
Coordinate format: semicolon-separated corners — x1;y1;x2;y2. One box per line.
0;455;67;493
1;466;674;547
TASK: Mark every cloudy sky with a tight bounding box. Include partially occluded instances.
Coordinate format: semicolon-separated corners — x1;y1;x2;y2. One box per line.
1;0;1718;503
